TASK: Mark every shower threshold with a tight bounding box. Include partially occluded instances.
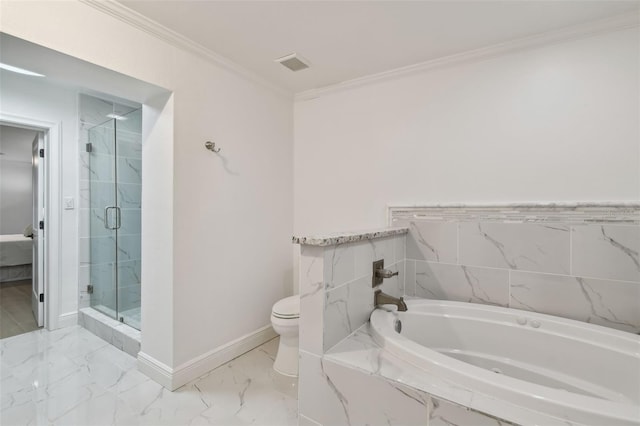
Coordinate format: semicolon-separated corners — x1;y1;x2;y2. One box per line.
79;307;141;357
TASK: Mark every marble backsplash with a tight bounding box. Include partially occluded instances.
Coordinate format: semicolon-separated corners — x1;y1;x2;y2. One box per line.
391;204;640;334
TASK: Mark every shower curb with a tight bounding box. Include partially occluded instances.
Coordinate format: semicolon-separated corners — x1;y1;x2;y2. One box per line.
79;307;141;357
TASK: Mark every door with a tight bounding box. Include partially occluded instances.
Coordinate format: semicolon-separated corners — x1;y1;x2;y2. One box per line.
31;132;44;327
88;120;119;319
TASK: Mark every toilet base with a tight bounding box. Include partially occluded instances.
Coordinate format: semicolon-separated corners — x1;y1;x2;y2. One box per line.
273;335;299;377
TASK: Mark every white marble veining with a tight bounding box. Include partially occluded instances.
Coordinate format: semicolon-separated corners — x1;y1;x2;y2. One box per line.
317;326;526;426
396;220;458;263
324;277;373;352
292;227;408;246
459;222;570;274
412;261;510;306
510;271;640;334
429;397;516;426
1;327;297;426
299;245;325;355
571;224;640;283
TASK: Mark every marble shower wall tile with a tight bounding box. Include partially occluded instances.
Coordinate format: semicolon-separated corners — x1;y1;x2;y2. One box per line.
572;225;640;283
459;222;570;274
429;397;517;426
399;219;458;263
323;276;373;352
510;271;640;333
117;157;142;185
117;183;142;209
299;246;326;355
298;350;429;426
415;261;510;306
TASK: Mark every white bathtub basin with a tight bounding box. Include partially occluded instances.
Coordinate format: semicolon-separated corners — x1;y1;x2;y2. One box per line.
370;299;640;425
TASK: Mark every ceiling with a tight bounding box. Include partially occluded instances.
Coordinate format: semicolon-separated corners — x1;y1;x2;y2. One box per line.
120;1;639;93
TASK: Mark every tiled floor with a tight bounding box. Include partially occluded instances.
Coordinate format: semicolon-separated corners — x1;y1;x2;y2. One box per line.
1;326;298;425
0;280;41;339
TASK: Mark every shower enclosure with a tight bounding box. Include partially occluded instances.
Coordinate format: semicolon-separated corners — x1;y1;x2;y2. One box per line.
86;106;142;330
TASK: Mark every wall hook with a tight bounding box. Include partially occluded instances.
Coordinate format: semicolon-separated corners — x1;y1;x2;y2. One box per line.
205;141;221;153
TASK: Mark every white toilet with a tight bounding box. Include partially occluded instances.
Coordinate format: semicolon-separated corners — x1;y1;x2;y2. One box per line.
270;295;300;377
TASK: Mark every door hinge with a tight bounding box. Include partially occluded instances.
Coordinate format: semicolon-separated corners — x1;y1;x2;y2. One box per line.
87;285;94;294
39;220;44;230
85;143;92;153
39;293;44;303
39;148;44;158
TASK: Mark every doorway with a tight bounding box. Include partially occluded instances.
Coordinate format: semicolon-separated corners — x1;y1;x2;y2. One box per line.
0;124;46;338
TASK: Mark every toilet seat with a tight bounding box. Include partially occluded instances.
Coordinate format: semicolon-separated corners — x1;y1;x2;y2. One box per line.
272;295;300;319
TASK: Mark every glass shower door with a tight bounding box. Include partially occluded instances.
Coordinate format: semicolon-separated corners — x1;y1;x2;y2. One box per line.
115;108;142;330
88;120;119;319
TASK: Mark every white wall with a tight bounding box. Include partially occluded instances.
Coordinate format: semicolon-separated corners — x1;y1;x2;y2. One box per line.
0;161;31;235
0;71;79;318
0;0;293;373
294;28;640;234
0;126;35;235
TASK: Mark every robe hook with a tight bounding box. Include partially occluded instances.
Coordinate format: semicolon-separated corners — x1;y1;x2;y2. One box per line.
205;141;221;153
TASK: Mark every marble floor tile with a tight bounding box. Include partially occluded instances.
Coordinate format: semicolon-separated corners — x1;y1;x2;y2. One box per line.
1;326;298;425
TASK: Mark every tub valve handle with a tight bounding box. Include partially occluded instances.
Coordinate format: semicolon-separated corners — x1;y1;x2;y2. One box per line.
376;268;399;279
372;259;400;286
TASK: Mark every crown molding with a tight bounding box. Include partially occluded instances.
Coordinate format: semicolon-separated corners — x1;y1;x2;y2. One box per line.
79;0;292;99
296;12;639;102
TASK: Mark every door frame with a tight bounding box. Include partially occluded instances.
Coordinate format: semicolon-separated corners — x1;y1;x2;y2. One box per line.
1;113;61;330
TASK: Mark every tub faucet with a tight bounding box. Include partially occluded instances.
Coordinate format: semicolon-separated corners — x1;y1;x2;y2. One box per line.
374;289;408;312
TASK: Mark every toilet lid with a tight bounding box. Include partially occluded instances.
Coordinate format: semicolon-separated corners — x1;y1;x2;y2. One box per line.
272;295;300;318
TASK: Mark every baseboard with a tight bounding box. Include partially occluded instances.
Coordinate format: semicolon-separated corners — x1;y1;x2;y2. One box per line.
57;311;78;329
172;324;277;389
137;351;174;389
137;325;277;390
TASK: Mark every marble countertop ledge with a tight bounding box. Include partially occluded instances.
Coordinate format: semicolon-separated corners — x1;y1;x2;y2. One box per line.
292;226;408;246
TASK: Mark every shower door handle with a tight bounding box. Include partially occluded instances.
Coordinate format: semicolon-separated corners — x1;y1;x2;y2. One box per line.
104;206;117;230
115;206;122;230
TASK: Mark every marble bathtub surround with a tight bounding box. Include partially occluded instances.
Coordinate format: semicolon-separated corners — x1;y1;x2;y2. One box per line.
297;207;640;425
301;325;519;426
393;204;640;334
458;222;570;274
510;271;640;334
296;229;407;354
411;261;510;307
571;224;640;283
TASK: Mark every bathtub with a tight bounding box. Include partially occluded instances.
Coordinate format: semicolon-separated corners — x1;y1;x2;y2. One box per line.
370;299;640;426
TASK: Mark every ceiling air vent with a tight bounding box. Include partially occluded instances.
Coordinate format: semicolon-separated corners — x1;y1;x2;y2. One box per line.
275;53;310;72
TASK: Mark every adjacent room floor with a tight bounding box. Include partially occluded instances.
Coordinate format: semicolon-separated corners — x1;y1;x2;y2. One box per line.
1;327;298;425
0;280;41;339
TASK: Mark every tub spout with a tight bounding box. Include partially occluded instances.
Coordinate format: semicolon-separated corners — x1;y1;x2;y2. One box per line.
375;289;408;312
